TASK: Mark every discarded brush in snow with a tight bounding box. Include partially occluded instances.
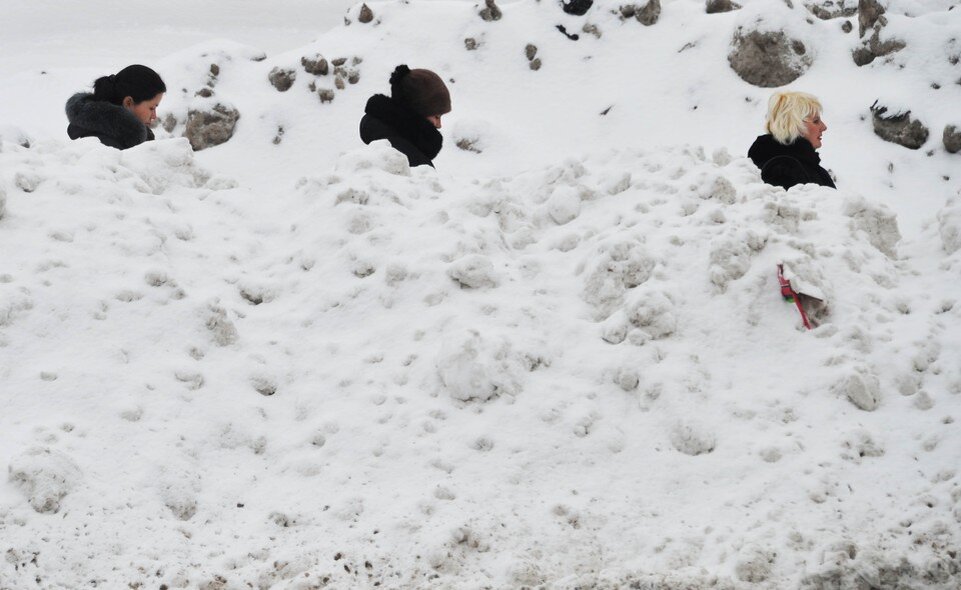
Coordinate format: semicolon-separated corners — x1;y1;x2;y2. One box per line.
777;263;823;330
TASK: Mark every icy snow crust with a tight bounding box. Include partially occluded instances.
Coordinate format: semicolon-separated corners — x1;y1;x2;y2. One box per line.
1;0;961;588
1;136;960;588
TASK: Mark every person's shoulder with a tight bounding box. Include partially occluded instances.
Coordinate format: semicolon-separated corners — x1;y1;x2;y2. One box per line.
748;134;780;160
65;92;96;119
359;111;392;143
65;95;146;149
760;155;808;190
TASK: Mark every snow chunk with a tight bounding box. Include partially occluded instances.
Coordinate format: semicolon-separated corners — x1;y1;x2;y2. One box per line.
843;196;901;258
8;447;82;514
448;255;500;289
152;459;204;521
625;288;677;340
0;285;33;327
436;331;525;402
204;301;239;346
582;240;657;320
120;138;213;193
937;197;961;255
0;125;32;148
708;231;766;292
841;429;885;463
833;370;881;411
335;141;412;176
546;185;582;225
183;103;241;151
736;545;776;582
670;422;716;456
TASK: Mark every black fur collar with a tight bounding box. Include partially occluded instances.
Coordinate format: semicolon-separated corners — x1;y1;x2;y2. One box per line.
748;133;821;168
65;93;149;149
363;94;442;161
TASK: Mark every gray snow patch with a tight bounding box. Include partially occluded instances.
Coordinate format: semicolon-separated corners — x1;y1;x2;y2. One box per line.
301;54;329;76
8;447;82;514
268;67;296;91
620;1;661;26
852;29;906;66
735;545;776;582
358;3;374;23
706;0;740;14
870;101;929;150
479;0;502;21
858;0;885;38
943;125;961;154
205;302;239;346
728;29;813;88
184;103;241;151
670;422;716;455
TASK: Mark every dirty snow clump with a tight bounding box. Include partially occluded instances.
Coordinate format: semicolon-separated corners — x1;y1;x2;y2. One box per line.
8;447;82;514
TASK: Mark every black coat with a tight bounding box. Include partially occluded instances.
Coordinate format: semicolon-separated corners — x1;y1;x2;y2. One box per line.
65;93;154;150
748;134;835;190
359;94;442;168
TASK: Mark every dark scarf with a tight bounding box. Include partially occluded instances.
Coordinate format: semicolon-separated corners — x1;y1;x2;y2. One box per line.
363;94;442;161
65;93;152;150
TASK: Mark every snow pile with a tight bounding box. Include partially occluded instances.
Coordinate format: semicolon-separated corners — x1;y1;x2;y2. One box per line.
1;0;960;587
1;136;959;587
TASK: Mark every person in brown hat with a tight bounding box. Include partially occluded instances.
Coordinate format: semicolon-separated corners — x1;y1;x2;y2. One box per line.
359;65;452;168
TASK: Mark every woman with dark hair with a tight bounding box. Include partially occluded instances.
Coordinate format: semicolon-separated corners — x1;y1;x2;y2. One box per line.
65;64;166;150
359;65;451;168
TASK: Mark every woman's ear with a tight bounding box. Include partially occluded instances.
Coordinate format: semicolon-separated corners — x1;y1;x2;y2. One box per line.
122;96;134;109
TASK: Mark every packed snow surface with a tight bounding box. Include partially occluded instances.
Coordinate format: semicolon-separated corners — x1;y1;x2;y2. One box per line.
1;0;960;588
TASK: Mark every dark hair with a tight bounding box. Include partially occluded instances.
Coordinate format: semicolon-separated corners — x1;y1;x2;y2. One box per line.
92;64;166;106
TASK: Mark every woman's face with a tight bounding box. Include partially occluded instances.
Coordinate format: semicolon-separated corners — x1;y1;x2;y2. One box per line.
426;114;443;129
124;93;164;125
801;112;827;149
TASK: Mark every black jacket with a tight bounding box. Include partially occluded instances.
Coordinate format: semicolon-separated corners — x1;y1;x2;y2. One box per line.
65;93;154;150
748;134;835;190
359;94;442;168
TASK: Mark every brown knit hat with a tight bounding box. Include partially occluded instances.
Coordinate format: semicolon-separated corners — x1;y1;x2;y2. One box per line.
389;65;451;117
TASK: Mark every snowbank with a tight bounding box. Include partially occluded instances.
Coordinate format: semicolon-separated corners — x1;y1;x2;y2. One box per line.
1;0;960;587
1;136;958;588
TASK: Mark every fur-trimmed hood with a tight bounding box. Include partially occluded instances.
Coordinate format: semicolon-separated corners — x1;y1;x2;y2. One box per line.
359;94;442;168
65;93;152;150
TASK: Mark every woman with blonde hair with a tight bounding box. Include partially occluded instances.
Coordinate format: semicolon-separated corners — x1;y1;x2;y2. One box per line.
748;91;835;190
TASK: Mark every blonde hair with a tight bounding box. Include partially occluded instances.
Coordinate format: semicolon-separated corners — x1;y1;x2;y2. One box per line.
765;91;822;145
